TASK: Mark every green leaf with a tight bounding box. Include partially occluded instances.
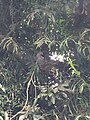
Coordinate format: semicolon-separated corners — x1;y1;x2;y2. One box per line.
0;116;3;120
67;57;80;77
79;83;85;94
86;116;90;119
51;95;55;104
0;84;5;93
75;115;82;120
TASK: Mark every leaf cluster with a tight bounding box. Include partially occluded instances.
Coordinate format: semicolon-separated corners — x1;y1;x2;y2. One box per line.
0;0;90;120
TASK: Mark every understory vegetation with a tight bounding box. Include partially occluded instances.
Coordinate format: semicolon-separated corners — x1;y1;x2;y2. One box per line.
0;0;90;120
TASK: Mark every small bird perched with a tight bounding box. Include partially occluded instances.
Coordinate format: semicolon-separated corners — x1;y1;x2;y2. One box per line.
36;52;45;64
36;52;59;72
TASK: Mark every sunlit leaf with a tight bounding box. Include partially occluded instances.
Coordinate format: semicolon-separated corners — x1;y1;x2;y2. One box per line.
0;116;3;120
67;57;80;77
51;95;55;104
79;83;84;94
75;115;82;120
0;84;5;93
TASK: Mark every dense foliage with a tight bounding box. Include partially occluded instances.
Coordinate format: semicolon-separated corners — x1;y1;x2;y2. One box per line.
0;0;90;120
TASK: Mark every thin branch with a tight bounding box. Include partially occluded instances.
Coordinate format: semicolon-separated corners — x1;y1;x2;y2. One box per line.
10;70;35;120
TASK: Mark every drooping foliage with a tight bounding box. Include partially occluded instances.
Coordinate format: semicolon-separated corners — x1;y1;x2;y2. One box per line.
0;0;90;120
